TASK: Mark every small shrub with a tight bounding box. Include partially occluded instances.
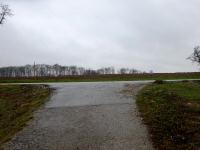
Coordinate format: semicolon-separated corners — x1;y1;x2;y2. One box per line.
154;80;165;84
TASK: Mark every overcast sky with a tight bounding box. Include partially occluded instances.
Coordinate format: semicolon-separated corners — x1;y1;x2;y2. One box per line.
0;0;200;72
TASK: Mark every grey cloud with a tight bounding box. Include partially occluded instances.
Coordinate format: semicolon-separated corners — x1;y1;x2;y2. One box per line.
0;0;200;72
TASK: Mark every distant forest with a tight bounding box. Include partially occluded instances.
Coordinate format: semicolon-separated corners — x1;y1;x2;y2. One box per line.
0;64;145;77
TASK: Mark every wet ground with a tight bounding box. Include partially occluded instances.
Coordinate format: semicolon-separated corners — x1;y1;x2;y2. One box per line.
4;81;153;150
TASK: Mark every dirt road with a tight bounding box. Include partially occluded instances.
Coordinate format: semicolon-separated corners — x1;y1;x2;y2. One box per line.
4;81;153;150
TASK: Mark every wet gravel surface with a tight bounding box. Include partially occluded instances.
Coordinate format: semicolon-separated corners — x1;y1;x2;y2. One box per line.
4;81;153;150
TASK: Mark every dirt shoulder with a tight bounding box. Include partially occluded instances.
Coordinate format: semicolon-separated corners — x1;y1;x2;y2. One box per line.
0;84;51;148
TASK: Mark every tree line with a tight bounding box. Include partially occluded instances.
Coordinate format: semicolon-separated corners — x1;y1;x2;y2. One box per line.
0;64;143;77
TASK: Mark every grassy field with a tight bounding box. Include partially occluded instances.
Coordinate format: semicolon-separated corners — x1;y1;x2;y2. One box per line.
0;84;51;147
0;72;200;83
137;80;200;150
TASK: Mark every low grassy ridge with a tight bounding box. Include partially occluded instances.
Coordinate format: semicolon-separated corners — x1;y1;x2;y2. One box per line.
0;72;200;83
0;84;51;147
137;80;200;150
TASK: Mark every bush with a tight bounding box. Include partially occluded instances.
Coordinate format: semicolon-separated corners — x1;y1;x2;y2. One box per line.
154;80;165;84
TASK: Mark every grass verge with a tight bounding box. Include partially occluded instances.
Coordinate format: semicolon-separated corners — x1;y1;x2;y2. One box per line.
137;80;200;150
0;84;51;147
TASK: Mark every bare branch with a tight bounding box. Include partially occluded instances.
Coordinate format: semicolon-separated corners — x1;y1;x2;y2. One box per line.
188;46;200;65
0;4;13;25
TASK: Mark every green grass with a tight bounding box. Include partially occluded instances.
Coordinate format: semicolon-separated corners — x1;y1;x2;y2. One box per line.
0;72;200;83
137;81;200;150
0;84;51;147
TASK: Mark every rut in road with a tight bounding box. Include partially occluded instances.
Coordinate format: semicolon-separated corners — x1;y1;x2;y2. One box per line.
4;82;153;150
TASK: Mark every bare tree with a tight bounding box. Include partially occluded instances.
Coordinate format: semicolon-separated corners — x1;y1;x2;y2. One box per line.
0;4;12;25
188;46;200;65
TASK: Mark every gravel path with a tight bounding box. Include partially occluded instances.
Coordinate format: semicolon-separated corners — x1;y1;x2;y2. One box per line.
4;81;153;150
